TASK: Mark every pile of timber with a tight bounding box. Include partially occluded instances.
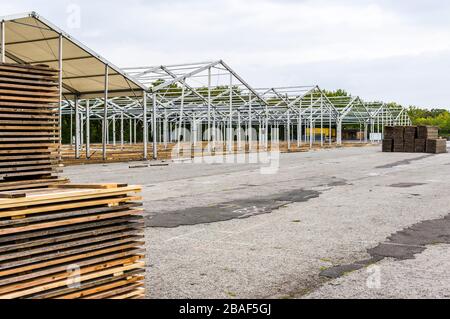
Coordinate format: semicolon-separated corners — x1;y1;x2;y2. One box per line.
0;184;145;299
0;63;67;191
383;126;447;154
0;63;146;299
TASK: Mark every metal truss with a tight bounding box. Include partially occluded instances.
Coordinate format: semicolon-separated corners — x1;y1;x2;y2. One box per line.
61;61;412;160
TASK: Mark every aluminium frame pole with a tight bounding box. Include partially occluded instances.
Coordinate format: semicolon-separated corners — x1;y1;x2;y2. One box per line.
86;100;90;159
1;20;5;63
143;92;148;160
69;106;73;147
112;114;116;146
287;110;291;151
248;93;252;152
75;96;80;159
207;67;212;148
152;94;158;160
102;65;109;161
320;96;324;147
228;73;233;153
120;112;124;150
58;34;63;160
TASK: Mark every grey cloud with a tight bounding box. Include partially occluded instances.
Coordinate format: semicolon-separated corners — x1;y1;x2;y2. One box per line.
0;0;449;108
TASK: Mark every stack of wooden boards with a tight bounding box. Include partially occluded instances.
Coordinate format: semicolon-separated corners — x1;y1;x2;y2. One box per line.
0;184;145;299
0;63;146;299
0;63;67;191
383;126;447;154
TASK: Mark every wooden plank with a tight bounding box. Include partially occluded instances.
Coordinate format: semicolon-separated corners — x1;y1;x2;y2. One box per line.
0;262;145;299
0;230;143;262
0;197;140;220
0;70;57;81
84;282;144;299
0;257;143;296
110;287;145;299
0;203;141;228
0;185;141;209
0;208;143;235
0;224;142;253
0;77;58;87
0;249;144;286
0;88;59;98
0;126;59;131
0;65;57;77
0;244;143;278
50;183;128;189
0;95;59;103
0;237;144;271
62;276;144;299
0;82;59;92
28;269;144;299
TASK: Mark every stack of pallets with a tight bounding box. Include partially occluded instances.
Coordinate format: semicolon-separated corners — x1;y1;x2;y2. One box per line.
418;126;439;140
0;184;145;299
0;63;66;191
393;126;404;152
426;139;447;154
404;126;417;153
0;63;146;299
382;127;394;152
383;125;447;154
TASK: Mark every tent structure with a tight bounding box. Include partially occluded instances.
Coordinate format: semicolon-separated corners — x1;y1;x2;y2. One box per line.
0;12;147;159
1;12;412;162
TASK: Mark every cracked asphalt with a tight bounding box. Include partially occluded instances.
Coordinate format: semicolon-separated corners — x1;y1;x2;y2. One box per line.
64;144;450;299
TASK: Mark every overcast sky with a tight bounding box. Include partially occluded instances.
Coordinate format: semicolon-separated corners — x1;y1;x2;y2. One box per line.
2;0;450;108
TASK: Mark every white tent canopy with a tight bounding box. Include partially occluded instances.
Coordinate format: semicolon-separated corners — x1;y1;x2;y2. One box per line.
0;12;146;99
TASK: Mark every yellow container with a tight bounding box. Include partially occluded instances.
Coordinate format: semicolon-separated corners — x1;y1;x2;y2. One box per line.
305;128;336;137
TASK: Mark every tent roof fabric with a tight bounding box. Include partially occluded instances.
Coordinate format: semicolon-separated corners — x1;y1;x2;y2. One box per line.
0;12;146;99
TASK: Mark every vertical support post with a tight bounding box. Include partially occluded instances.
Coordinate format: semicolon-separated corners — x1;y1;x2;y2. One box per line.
309;94;313;148
320;96;324;147
212;113;216;150
75;96;80;159
152;94;158;160
106;119;110;145
237;111;241;151
58;34;63;160
177;85;185;154
85;100;90;159
133;119;137;144
337;119;342;145
248;93;252;152
80;112;83;148
112;114;116;146
129;118;132;145
207;67;212;148
265;105;269;151
364;122;369;143
143;92;148;160
102;65;109;161
329;105;332;146
192;114;197;147
120;112;124;149
163;111;168;149
287;111;291;151
69;105;73;147
228;73;233;153
1;20;5;63
360;123;363;142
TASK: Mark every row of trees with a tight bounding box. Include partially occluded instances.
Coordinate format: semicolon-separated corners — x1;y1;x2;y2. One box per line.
407;107;450;137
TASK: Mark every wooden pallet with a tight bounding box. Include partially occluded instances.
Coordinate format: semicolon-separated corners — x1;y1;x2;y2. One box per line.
418;126;439;140
0;63;64;191
0;184;145;299
426;139;447;154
